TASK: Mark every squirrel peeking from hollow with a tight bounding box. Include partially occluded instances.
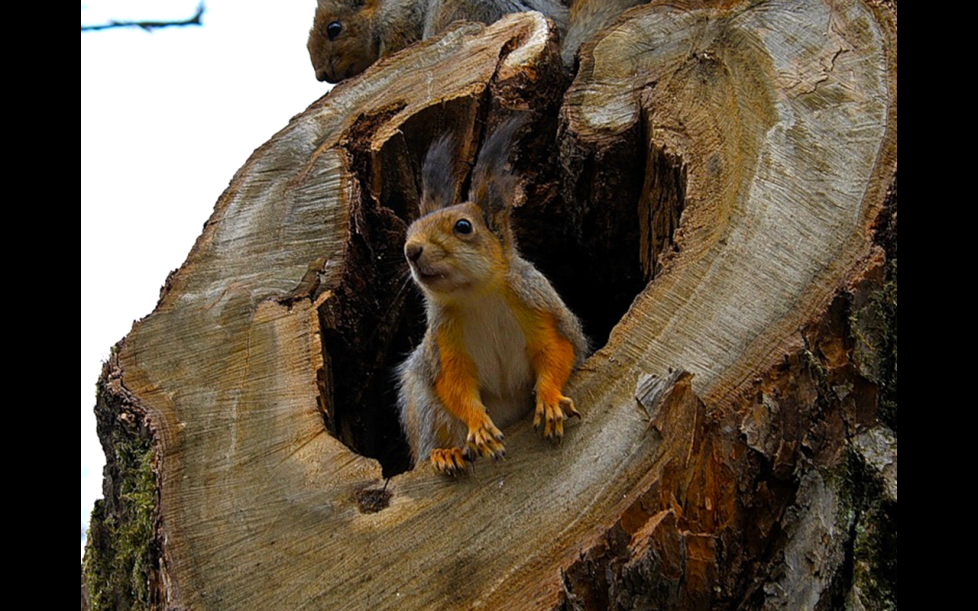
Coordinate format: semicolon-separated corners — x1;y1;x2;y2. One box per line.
397;119;587;475
307;0;645;83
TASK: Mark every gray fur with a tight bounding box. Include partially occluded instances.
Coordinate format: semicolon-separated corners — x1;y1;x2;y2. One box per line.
397;340;466;465
507;254;588;365
425;0;569;37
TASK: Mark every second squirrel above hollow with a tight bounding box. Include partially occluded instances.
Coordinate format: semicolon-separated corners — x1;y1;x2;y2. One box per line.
307;0;646;83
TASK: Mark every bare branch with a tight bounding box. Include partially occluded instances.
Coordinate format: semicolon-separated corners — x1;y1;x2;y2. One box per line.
81;2;205;33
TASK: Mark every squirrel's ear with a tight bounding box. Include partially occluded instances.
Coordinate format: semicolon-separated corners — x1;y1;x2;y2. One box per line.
420;134;458;216
469;117;524;241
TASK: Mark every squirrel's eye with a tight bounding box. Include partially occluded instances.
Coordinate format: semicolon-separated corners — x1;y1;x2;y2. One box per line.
326;21;342;40
454;219;473;235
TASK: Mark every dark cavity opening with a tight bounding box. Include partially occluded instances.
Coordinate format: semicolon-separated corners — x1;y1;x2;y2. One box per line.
315;103;685;477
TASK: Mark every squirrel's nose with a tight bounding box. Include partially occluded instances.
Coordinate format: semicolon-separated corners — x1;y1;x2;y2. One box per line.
405;243;423;262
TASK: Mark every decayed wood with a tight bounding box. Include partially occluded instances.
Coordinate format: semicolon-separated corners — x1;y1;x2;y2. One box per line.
85;1;896;609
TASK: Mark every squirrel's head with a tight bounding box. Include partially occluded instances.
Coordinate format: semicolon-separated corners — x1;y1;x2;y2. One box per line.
308;0;380;83
404;203;508;299
405;120;524;300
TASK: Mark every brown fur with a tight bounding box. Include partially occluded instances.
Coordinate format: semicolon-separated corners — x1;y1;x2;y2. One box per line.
307;0;621;83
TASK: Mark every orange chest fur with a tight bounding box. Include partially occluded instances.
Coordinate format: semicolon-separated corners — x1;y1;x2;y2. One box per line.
432;291;542;426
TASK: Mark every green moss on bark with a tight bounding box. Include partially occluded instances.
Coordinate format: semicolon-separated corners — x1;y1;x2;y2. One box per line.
82;353;160;611
875;260;897;431
840;447;898;611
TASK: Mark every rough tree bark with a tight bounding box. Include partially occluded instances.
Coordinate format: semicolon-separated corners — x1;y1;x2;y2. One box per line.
83;1;897;609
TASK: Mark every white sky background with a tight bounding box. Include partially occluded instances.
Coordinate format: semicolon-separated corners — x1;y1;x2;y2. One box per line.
81;0;328;558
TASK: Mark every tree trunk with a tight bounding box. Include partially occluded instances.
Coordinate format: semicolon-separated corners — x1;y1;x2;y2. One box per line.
83;1;897;609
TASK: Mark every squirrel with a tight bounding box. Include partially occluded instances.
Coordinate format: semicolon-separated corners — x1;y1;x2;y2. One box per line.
308;0;645;83
397;120;587;475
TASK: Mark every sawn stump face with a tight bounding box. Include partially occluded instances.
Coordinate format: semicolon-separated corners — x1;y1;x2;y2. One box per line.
88;2;897;609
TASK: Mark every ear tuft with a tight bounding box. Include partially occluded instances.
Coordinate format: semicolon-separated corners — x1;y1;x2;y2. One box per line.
469;117;525;235
420;134;458;215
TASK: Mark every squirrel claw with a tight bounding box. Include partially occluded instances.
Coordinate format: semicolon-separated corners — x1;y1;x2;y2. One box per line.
466;418;506;460
562;396;581;419
430;448;470;476
535;395;579;442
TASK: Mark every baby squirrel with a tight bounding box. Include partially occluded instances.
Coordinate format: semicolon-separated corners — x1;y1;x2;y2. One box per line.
398;121;587;475
308;0;644;83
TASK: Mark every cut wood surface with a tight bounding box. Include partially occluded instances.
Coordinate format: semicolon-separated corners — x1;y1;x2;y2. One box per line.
563;0;896;409
87;1;897;609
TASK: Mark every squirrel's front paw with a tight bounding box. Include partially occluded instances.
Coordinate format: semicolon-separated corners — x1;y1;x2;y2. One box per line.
534;395;581;441
430;448;469;476
466;416;506;460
